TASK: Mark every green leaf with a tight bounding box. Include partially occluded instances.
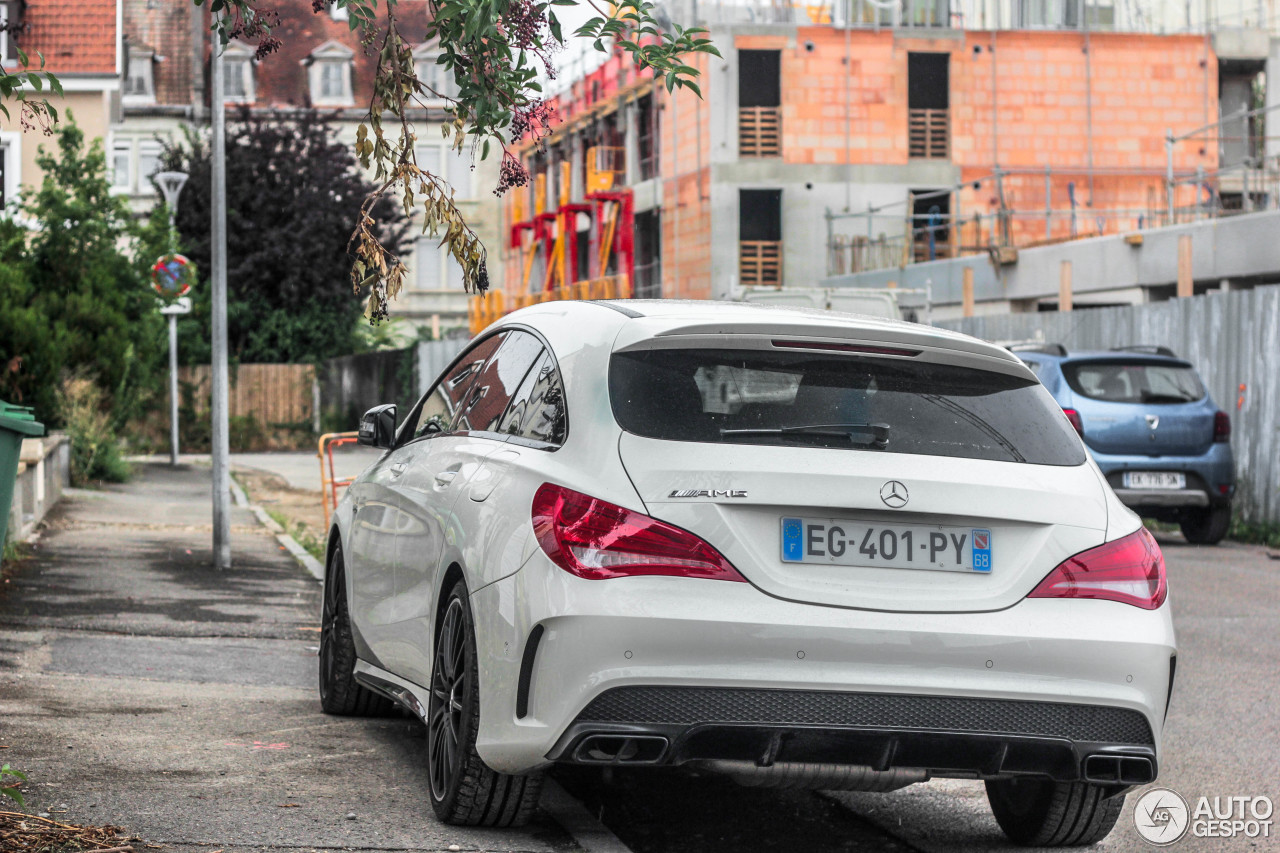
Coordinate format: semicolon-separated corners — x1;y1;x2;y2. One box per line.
665;73;676;93
1;786;25;807
481;138;490;159
30;74;42;92
682;80;702;98
547;10;563;43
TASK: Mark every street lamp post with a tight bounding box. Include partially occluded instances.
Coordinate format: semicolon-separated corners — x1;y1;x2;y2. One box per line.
155;171;189;467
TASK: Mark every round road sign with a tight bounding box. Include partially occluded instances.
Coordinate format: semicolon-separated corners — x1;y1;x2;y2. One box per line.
151;253;196;298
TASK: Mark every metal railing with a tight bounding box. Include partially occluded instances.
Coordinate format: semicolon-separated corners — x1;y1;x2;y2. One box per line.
739;107;782;158
660;0;1280;34
318;431;360;531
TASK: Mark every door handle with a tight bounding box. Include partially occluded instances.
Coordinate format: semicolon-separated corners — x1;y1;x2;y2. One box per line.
434;471;457;487
390;462;409;477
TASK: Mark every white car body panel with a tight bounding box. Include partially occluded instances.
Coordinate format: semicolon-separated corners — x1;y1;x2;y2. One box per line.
331;299;1176;784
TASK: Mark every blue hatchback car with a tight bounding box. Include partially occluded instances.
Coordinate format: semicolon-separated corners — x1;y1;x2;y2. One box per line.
1012;344;1234;544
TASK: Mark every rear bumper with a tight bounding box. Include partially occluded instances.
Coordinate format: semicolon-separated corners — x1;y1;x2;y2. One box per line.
1092;445;1235;510
547;685;1158;785
468;557;1176;779
1111;488;1209;508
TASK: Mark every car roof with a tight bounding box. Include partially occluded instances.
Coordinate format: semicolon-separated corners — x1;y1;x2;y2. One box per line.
1016;350;1193;367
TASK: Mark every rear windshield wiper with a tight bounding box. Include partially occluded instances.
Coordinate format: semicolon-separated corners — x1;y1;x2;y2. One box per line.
1140;392;1195;404
719;422;890;448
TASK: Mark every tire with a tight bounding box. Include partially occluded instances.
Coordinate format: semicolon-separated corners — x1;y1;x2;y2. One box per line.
427;578;543;827
986;778;1125;847
1180;504;1231;545
319;544;394;716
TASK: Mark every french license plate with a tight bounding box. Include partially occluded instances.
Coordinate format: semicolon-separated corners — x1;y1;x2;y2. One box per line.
1124;471;1186;490
781;517;992;573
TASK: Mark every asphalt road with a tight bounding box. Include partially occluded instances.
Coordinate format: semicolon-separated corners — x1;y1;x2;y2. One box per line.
3;464;1276;852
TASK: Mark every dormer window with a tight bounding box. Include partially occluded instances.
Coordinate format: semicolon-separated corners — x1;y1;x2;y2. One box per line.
306;40;354;107
222;41;255;103
123;47;155;104
412;43;456;104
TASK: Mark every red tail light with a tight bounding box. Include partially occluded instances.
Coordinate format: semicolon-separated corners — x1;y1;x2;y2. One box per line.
1062;408;1084;436
1028;527;1167;610
531;483;746;582
1213;410;1231;442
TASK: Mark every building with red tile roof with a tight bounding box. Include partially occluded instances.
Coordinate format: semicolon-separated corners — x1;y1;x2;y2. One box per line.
0;0;120;211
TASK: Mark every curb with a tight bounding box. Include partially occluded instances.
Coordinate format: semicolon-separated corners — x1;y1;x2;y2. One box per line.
231;474;325;583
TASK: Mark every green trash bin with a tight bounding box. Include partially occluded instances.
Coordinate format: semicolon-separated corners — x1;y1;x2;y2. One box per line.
0;401;45;549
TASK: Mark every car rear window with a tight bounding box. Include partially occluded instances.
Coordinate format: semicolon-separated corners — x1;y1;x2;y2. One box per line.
609;348;1086;465
1063;360;1205;404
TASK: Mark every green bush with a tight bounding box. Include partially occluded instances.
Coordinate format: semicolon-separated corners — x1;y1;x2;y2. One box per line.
58;370;131;485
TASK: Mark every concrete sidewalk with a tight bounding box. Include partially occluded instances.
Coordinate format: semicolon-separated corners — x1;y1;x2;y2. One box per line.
0;462;575;853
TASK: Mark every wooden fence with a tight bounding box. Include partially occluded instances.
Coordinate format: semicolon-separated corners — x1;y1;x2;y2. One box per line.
179;363;316;427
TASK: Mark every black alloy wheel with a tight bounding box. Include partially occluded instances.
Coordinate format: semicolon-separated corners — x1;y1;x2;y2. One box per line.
426;578;543;826
319;544;393;716
429;595;468;802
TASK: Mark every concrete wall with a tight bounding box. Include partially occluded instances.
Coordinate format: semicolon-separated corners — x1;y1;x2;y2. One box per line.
320;349;418;432
821;209;1280;306
938;285;1280;524
9;435;71;544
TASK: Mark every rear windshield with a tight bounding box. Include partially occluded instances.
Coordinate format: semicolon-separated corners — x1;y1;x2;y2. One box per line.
1063;360;1205;404
609;348;1086;465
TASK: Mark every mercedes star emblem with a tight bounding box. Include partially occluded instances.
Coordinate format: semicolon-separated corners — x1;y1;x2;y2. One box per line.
880;480;909;508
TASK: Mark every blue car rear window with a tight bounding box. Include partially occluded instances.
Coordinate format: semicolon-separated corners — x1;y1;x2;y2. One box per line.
1062;360;1205;404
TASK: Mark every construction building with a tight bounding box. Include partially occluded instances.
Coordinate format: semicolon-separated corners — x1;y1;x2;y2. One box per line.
486;0;1280;323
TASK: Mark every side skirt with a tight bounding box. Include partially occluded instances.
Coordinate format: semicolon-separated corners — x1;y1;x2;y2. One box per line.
354;660;432;724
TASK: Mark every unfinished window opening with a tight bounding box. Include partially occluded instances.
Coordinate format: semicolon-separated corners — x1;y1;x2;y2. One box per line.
740;189;782;286
637;94;658;180
739;51;781;158
910;190;952;262
634;209;662;298
908;53;949;159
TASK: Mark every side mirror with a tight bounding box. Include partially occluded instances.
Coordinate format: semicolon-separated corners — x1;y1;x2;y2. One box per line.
358;404;397;449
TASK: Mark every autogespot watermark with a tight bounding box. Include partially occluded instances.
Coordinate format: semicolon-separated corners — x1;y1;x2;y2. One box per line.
1134;787;1274;845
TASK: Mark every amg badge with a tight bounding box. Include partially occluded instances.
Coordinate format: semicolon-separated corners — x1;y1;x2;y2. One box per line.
668;489;748;499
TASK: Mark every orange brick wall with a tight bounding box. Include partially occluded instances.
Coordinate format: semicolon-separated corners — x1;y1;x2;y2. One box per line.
738;28;1218;246
744;28;1215;173
661;169;713;299
660;51;714;299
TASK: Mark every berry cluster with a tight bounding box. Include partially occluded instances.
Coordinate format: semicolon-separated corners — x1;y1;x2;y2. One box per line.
495;151;530;196
227;5;283;60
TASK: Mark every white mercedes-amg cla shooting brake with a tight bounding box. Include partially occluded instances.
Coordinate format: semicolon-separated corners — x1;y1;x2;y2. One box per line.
320;300;1175;846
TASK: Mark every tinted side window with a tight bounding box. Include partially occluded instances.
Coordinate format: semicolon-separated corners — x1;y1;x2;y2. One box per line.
455;330;545;433
410;333;506;439
497;350;568;445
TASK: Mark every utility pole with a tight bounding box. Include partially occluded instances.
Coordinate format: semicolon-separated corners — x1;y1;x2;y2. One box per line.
210;18;232;570
155;171;189;467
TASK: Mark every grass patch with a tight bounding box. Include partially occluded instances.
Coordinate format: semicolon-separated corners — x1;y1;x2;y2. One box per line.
265;507;326;562
1228;518;1280;550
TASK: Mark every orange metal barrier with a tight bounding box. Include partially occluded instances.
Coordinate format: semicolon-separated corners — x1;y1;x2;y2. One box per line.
318;431;360;531
467;275;630;335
